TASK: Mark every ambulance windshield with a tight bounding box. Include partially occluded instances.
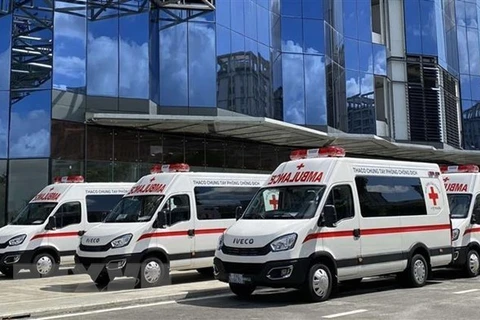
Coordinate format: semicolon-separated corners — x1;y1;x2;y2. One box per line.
105;195;164;223
242;186;325;220
10;202;57;225
447;194;472;219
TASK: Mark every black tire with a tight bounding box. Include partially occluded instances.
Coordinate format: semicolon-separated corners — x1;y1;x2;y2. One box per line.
136;256;168;288
197;267;214;277
229;283;256;298
30;253;58;278
405;254;428;287
464;249;480;278
93;272;111;288
301;263;333;302
0;266;15;279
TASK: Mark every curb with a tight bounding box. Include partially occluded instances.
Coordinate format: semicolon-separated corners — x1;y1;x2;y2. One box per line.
1;287;232;319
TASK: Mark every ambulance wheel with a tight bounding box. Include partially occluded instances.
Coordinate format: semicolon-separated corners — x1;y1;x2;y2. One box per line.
31;253;58;278
464;249;480;278
196;267;214;277
302;263;333;302
406;254;428;287
229;283;256;298
137;256;168;288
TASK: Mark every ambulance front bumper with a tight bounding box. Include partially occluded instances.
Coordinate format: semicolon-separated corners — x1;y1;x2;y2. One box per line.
75;253;143;279
213;257;309;288
0;250;34;269
450;246;467;267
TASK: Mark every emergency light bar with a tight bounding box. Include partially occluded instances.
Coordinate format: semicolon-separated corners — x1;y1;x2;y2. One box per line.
439;164;479;173
53;175;85;183
290;146;346;160
150;163;190;173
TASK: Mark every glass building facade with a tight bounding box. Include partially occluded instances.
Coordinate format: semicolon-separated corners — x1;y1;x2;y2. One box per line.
0;0;477;225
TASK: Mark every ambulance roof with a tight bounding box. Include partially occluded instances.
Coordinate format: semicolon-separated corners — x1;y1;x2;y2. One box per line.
440;164;480;194
125;171;269;197
30;182;134;203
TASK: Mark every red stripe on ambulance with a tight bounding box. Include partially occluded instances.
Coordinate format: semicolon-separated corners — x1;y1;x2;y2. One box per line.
31;231;79;241
303;223;451;243
138;228;226;241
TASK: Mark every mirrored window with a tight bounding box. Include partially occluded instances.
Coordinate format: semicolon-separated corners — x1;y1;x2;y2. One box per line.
0;91;8;158
231;0;245;34
281;0;301;17
9;90;51;158
87;15;119;97
0;15;11;91
344;38;359;71
244;0;257;40
160;22;188;106
216;0;230;28
119;13;148;99
282;53;305;125
303;19;324;54
281;17;303;52
342;0;357;39
373;44;386;76
257;4;270;46
461;75;472;100
358;41;372;73
302;0;323;20
420;0;438;56
51;120;84;160
188;22;216;107
456;0;466;27
305;55;326;125
356;0;371;42
404;0;422;54
457;26;469;74
467;27;480;75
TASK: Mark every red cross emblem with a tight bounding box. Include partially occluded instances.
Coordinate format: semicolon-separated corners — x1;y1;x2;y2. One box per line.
296;163;305;170
49;187;54;191
150;177;155;182
443;177;450;183
428;186;439;206
269;195;279;210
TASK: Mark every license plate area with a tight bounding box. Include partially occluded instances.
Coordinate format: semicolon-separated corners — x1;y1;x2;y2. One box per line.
228;273;250;284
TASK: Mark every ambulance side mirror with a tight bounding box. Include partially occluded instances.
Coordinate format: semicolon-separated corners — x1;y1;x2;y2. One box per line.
154;209;169;229
320;205;337;228
235;206;244;220
471;208;480;224
45;216;57;230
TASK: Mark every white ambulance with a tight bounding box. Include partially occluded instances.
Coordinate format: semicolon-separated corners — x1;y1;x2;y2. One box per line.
75;163;269;288
0;176;133;278
441;164;480;277
213;146;453;302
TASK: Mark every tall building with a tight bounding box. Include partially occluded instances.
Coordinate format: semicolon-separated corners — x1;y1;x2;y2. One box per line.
0;0;478;225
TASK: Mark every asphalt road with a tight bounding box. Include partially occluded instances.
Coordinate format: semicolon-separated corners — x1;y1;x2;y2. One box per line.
33;269;480;320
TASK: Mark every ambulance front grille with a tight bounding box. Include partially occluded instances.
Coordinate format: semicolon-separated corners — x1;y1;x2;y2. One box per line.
222;262;264;275
221;245;270;256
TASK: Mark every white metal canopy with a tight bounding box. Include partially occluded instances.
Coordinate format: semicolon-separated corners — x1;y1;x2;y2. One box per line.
88;113;480;165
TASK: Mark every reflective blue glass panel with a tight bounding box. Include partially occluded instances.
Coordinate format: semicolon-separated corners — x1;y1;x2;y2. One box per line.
281;0;301;17
119;13;148;99
467;27;480;75
87;15;119;97
435;1;446;66
457;26;469;74
360;72;374;95
342;0;357;39
456;0;466;27
356;0;371;42
0;91;9;158
149;11;160;104
304;55;326;125
159;23;188;106
0;15;11;91
281;17;303;52
302;0;323;20
465;1;477;27
420;0;438;56
346;69;360;99
271;13;281;52
358;41;372;73
9;90;51;158
188;22;216;107
471;76;480;101
404;0;422;54
53;3;86;93
461;74;472;100
216;0;230;27
303;19;324;54
282;53;305;125
231;0;245;34
272;55;283;120
245;0;257;40
344;38;359;71
216;25;231;110
257;4;270;46
373;44;386;76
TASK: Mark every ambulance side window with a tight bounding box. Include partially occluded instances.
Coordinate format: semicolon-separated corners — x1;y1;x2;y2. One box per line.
473;195;480;222
54;202;81;228
164;195;190;225
325;185;354;222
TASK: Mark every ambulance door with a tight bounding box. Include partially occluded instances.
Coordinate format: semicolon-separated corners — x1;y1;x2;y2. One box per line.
49;201;84;264
159;193;194;269
321;184;361;279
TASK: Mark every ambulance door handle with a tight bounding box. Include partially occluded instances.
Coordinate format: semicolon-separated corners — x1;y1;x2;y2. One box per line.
187;229;195;237
353;228;361;238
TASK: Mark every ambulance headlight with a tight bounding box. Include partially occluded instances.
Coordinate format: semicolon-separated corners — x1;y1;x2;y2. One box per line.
452;228;460;241
8;234;26;246
110;234;133;248
270;233;297;252
217;234;224;251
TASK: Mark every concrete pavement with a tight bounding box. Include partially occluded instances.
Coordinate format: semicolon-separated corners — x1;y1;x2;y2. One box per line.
30;270;480;320
0;270;230;319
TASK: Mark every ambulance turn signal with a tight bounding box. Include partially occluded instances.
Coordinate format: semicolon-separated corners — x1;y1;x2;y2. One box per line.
150;163;190;174
439;164;479;174
290;146;346;160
